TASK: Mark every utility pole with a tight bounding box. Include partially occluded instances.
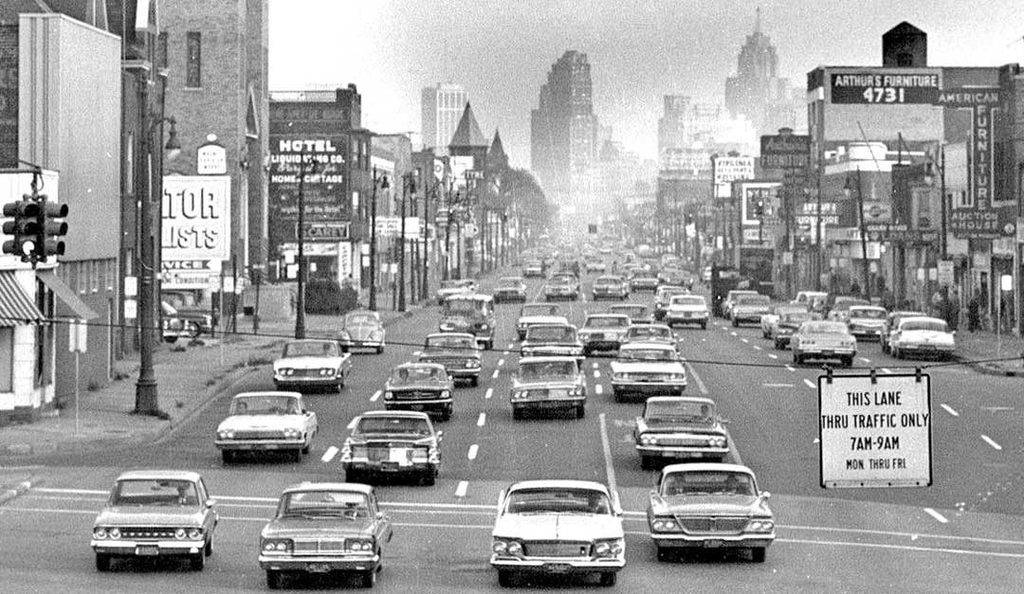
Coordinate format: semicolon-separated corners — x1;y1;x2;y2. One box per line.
398;173;410;312
854;168;872;301
368;168;388;311
295;150;316;339
939;146;948;260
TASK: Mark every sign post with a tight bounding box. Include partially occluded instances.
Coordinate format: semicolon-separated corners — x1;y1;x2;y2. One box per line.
68;319;87;435
818;372;932;488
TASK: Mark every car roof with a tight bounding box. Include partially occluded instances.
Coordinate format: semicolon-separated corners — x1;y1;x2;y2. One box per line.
446;293;490;301
646;395;713;406
850;305;885;311
234;391;302;400
620;341;674;351
585;313;630;319
507;479;609;494
357;410;432;420
661;462;754;476
282;482;374;496
393;362;446;371
426;332;476;339
898;316;946;325
116;470;203;482
519;355;580;364
527;322;574;329
629;323;672;331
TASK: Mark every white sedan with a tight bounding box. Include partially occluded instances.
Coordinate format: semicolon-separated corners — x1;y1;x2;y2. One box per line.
890;316;956;360
215;391;318;463
273;339;352;393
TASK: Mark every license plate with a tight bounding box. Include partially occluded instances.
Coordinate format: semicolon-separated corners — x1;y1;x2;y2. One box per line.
307;563;331;573
545;563;571;573
703;540;723;548
264;444;279;450
380;461;400;471
136;545;159;556
822;350;834;356
410;404;424;411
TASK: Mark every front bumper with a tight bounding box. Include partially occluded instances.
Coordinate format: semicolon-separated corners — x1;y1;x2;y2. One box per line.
274;374;340;388
849;326;884;339
496;291;527;301
732;311;768;323
581;338;623;352
894;343;955;354
216;438;305;451
631;282;658;291
343;460;438;475
92;539;205;556
592;289;627;299
490;554;625;572
384;398;452;414
259;553;379;572
339;338;384;350
650;532;774;548
521;346;584;359
636;444;727;459
795;347;855;356
665;313;707;324
512;396;585;410
612;381;686;395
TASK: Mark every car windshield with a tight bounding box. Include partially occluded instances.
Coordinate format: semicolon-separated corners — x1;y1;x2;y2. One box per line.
442;299;482;315
850;308;886;319
519;360;577;379
661;471;755;497
901;319;949;332
610;305;645;316
834;299;870;310
499;278;522;287
441;280;473;290
279;490;370;519
344;312;379;325
802;322;848;334
111;479;200;507
737;295;770;305
628;327;672;340
620;347;676;362
781;312;814;324
585;316;628;328
671;296;705;306
505;488;611;515
231;394;300;415
527;326;575;342
283;341;339;357
355;416;432;436
522;304;559;316
391;366;445;384
646;399;713;423
425;335;476;350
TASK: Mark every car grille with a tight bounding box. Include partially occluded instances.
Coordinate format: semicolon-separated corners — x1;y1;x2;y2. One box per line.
234;430;286;440
120;527;178;539
624;373;672;382
677;517;748;534
364;442;426;461
292;539;347;555
289;369;322;378
425;357;474;368
651;434;710;447
393;390;443;400
523;541;592;557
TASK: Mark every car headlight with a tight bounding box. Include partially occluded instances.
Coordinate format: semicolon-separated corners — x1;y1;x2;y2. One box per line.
639;434;657;446
217;429;234;439
277;368;293;376
346;538;374;552
282;428;301;439
339;331;351;340
262;538;293;554
370;330;383;340
708;436;727;448
174;528;186;540
506;541;523;555
670;373;686;381
746;519;775;532
320;368;335;376
468;359;480;368
651;518;680;532
492;539;509;554
187;528;203;540
612;372;626;381
571;385;584;396
479;323;489;330
93;527;108;539
383;390;394;400
441;390;451;398
594;538;624;557
108;528;121;540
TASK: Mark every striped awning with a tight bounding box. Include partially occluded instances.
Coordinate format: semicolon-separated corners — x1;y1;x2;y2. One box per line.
0;270;45;327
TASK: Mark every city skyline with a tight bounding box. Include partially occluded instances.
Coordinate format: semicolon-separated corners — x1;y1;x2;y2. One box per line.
269;0;1024;166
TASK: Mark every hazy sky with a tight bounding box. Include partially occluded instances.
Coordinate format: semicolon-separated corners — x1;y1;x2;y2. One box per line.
269;0;1024;166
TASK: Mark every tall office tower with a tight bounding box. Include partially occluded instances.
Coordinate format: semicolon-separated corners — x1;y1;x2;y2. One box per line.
421;83;467;156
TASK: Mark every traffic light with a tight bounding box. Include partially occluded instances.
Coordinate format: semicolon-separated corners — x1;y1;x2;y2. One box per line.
2;197;42;261
35;197;68;260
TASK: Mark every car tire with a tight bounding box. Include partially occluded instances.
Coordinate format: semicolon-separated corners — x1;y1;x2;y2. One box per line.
186;322;201;339
793;353;802;365
575;405;585;419
189;551;205;571
656;547;673;563
359;567;377;588
512;408;523;421
640;455;655;470
732;319;739;327
774;340;783;350
844;356;854;368
497;569;516;588
750;547;767;563
95;553;111;572
470;376;479;387
599;571;617;587
204;537;213;557
291;448;303;463
700;322;707;330
266;570;283;590
892;346;901;359
164;336;178;344
612;390;623;403
376;345;384;354
421;471;436;487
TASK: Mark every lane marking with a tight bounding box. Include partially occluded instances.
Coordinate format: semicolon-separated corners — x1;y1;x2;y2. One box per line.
940;404;959;417
593;370;601;379
764;383;795;388
803;378;815;389
785;365;796;372
683;362;708;395
859;357;871;364
752;345;762;351
320;446;339;463
454;481;469;498
476;412;486;427
491;370;500;380
412;351;422;356
740;338;749;344
508;342;516;350
484;388;493;399
768;354;778;359
981;434;1003;451
592;362;599;369
595;384;604;395
598;413;619;509
881;367;893;373
730;331;738;337
347;417;358;430
370;390;382;402
923;508;949;524
497;358;505;367
467;444;479;460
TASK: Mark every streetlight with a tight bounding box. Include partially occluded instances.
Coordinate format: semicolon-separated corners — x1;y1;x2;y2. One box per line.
294;150;317;339
843;168;872;301
135;115;180;417
368;168;389;311
397;170;418;313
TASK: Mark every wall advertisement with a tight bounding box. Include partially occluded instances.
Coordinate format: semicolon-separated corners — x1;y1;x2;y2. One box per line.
162;176;231;262
712;156;754;199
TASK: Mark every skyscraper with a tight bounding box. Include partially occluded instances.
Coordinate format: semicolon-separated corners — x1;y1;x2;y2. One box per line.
530;50;598;209
658;95;690;159
421;83;467;155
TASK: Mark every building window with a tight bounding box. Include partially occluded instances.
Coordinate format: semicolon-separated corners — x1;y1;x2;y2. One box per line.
0;328;12;393
186;32;202;88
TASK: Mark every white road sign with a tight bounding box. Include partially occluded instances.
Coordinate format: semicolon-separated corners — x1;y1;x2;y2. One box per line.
818;373;931;489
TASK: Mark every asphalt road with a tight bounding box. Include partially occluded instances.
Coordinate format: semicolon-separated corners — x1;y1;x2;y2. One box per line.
3;266;1024;592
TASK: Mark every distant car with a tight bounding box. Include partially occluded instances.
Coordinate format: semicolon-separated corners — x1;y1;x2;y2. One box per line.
215;391;318;463
647;463;774;563
521;322;584;360
418;333;482;386
592;275;629;300
846;305;888;340
510;356;587;419
162;290;216;337
578;314;631;356
340;411;442;485
494;276;528;303
880;310;927;354
730;294;771;327
515;302;566;340
623;323;677;348
161;301;210;343
722;290;759;319
633;397;728;468
383;362;454;420
760;303;808;338
544;276;579;301
791;320;857;367
259;482;392;589
491;480;624;587
337;310;385;354
664;294;709;329
889;316;955;360
273;339;352;393
795;290;828;314
653;286;689;321
436;278;477;304
585;257;607;273
92;470;218;572
657;268;687;287
439;293;495;349
609;303;652;324
629;269;659;292
610;342;687;402
772;311;816;349
522;260;545;278
826;296;870;322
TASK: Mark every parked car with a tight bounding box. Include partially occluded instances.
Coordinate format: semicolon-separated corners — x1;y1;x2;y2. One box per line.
826;296;870;322
383;363;454;420
846;305;888;340
435;278;477;304
490;480;624;587
161;301;210;343
633;397;728;468
760;303;808;338
162;290;216;337
610;343;687;402
515;302;566;340
623;323;677;348
339;411;442;485
772;311;816;349
522;260;545;278
92;470;218;572
493;276;528;303
273;339;353;393
791;320;857;367
647;463;774;563
609;303;652;324
730;294;771;327
521;322;584;361
578;314;631;356
510;356;587;419
592;275;629;300
889;316;956;360
215;391;318;463
439;293;495;349
664;294;709;329
880;310;927;354
418;333;482;386
259;482;392;589
653;286;689;321
337;309;385;354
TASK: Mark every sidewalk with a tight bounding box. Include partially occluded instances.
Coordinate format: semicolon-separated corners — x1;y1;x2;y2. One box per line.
0;309;419;458
954;329;1024;377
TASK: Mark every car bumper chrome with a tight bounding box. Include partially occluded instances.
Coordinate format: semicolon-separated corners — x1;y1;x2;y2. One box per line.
92;539;205;555
274;376;339;387
259;553;379;572
650;533;774;548
636;445;728;457
665;314;707;323
612;381;686;394
384;399;452;413
339;339;383;349
490;555;625;571
512;397;585;409
343;461;438;474
216;439;305;450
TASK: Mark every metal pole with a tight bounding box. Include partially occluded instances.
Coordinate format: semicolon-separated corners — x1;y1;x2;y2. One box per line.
295;151;308;338
398;175;407;312
939;146;948;260
856;168;872;301
231;254;238;334
134;109;161;415
369;168;379;311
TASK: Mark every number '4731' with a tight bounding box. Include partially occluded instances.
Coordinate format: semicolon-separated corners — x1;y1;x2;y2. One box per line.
862;87;905;103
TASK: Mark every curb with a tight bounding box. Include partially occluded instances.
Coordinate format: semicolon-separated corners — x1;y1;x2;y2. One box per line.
0;479;34;506
953;354;1024;378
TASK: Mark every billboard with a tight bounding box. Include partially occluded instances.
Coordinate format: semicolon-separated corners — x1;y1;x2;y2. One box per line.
830;71;940;104
713;156;754;199
949;102;1017;239
161;176;231;261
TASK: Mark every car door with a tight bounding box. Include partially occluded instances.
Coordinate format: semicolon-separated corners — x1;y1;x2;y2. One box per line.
198;478;218;535
369;492;392;544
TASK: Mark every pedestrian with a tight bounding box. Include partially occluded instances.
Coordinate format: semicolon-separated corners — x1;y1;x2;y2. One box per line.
967;294;980;332
945;290;960;331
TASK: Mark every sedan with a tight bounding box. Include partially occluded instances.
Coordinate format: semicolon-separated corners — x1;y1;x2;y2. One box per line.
337;310;385;354
610;342;687;402
383;363;455;420
791;321;857;367
592;275;629;300
579;314;631;356
846;305;888;340
664;295;709;329
273;339;352;393
634;397;728;468
623;323;677;348
340;411;442;485
880;310;927;354
609;303;653;325
215;391;318;463
494;276;528;303
890;316;956;360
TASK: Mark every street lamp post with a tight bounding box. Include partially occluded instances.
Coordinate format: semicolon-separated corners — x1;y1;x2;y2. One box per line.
397;172;416;313
368;168;389;311
845;168;872;301
294;150;317;339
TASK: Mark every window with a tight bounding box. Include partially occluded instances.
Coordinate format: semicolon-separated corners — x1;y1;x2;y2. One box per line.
186;32;201;88
0;328;12;392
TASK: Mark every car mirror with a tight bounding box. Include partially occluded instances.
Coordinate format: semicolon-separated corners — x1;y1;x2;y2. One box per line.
719;417;731;425
760;491;771;501
205;499;217;508
436;430;444;440
376;511;385;520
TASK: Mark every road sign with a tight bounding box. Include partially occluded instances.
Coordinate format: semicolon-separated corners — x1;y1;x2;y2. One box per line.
862;202;892;224
818;372;931;489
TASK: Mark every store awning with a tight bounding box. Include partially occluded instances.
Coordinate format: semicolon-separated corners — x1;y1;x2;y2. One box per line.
36;269;97;320
0;270;45;327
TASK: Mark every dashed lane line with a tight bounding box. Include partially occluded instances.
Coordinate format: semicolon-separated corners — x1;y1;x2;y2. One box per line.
370;390;382;402
592;362;599;369
477;413;486;427
764;383;795;388
752;345;762;351
683;362;708;395
321;446;338;463
497;358;505;367
981;434;1003;451
740;338;749;344
598;413;620;509
923;508;949;524
786;365;796;372
491;370;500;380
467;444;479;460
731;331;738;337
768;354;778;359
803;378;815;389
593;370;601;379
859;357;871;364
413;351;422;356
454;481;469;498
595;384;604;395
484;388;493;399
940;404;959;417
